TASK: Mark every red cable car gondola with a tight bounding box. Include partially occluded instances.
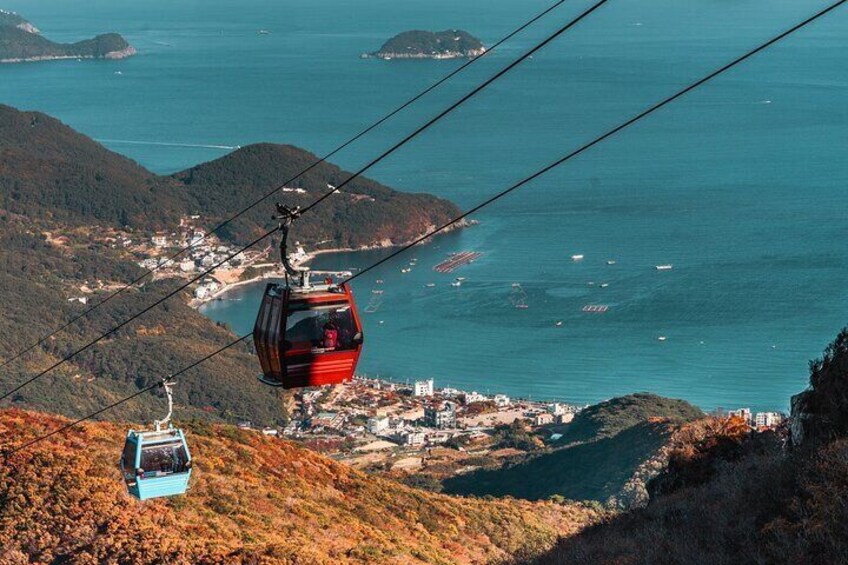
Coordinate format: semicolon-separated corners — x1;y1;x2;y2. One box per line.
253;205;364;389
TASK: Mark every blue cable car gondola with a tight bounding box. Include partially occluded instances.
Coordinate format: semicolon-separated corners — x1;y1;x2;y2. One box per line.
120;381;192;500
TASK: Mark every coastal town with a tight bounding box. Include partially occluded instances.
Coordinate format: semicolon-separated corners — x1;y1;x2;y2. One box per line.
230;373;787;479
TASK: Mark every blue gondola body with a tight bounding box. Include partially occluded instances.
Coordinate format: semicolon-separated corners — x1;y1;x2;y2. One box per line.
120;427;192;500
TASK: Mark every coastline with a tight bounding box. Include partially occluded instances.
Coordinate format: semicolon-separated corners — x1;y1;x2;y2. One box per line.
0;46;136;64
363;47;485;60
192;220;470;308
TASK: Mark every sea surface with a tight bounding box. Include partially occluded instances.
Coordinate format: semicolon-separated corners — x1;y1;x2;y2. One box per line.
3;0;846;411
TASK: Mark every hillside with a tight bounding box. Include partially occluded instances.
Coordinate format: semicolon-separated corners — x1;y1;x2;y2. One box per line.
0;105;462;247
441;394;703;504
368;30;485;59
557;393;704;445
0;409;601;564
0;12;135;63
532;328;848;564
172;142;463;247
0;105;462;426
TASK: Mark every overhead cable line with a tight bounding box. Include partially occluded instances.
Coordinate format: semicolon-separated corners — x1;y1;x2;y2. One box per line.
0;0;609;401
8;0;845;457
0;0;572;373
344;0;848;284
4;334;252;457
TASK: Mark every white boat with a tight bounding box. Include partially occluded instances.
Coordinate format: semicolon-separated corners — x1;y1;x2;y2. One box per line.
600;283;609;288
425;283;436;288
655;264;673;271
375;279;384;284
555;321;563;327
451;281;462;287
607;260;616;265
401;268;411;273
455;277;466;281
571;254;584;261
658;336;667;342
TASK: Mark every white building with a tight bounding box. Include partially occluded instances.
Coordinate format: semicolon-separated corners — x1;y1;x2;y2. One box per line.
755;412;783;428
367;416;390;435
413;379;434;397
728;408;752;425
534;413;554;426
493;394;511;408
151;233;169;247
464;391;487;404
547;403;570;416
193;281;220;300
179;260;196;272
424;401;456;429
395;429;426;446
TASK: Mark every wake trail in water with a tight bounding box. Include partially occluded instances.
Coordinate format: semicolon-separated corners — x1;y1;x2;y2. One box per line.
96;139;239;150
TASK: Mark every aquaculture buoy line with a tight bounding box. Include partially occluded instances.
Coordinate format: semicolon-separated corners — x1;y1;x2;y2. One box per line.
4;0;846;503
0;0;574;375
0;0;610;403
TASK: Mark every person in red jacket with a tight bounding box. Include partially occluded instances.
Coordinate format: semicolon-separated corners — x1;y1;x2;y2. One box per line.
323;320;339;350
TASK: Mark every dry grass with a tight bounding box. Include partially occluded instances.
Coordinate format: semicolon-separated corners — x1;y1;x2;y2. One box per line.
0;409;601;564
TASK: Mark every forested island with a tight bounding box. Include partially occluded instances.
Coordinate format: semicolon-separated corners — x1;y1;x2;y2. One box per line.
0;10;135;63
365;29;485;60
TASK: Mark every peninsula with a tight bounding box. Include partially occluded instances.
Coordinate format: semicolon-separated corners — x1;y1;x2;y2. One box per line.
365;29;485;60
0;10;135;63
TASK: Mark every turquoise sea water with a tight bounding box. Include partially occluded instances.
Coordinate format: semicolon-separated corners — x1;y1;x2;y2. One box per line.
3;0;846;411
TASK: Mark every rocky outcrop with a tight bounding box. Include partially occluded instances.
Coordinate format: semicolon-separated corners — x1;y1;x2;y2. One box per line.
789;327;848;448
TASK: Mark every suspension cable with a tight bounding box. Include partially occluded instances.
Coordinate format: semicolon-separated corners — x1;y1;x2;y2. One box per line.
4;334;251;457
344;0;848;284
6;0;845;455
0;0;609;400
0;0;571;373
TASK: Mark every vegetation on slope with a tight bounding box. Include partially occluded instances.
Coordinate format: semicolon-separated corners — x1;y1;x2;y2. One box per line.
440;394;702;504
172;142;463;247
0;13;133;62
442;420;675;502
0;409;600;564
0;218;287;426
0;105;462;248
532;328;848;565
371;30;484;58
558;393;704;445
0;104;461;425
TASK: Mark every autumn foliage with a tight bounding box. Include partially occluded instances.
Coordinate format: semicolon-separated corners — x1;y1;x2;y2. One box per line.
0;409;599;564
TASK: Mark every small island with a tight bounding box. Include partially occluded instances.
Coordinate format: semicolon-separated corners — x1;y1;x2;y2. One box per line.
365;29;485;60
0;10;135;64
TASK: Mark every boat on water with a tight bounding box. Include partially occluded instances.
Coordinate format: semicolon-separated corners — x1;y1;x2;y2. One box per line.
372;289;384;294
425;283;436;288
600;283;609;288
658;335;667;342
401;268;411;273
607;260;616;265
451;281;462;287
375;279;383;284
555;321;563;327
571;254;584;261
656;264;673;271
258;29;271;35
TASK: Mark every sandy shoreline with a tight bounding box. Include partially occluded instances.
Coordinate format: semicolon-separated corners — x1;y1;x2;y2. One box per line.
191;222;468;308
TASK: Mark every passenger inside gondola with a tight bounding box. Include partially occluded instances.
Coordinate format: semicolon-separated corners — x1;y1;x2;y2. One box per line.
286;304;356;351
140;441;189;476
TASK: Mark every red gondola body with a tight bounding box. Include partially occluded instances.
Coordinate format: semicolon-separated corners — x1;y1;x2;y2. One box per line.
254;282;364;389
